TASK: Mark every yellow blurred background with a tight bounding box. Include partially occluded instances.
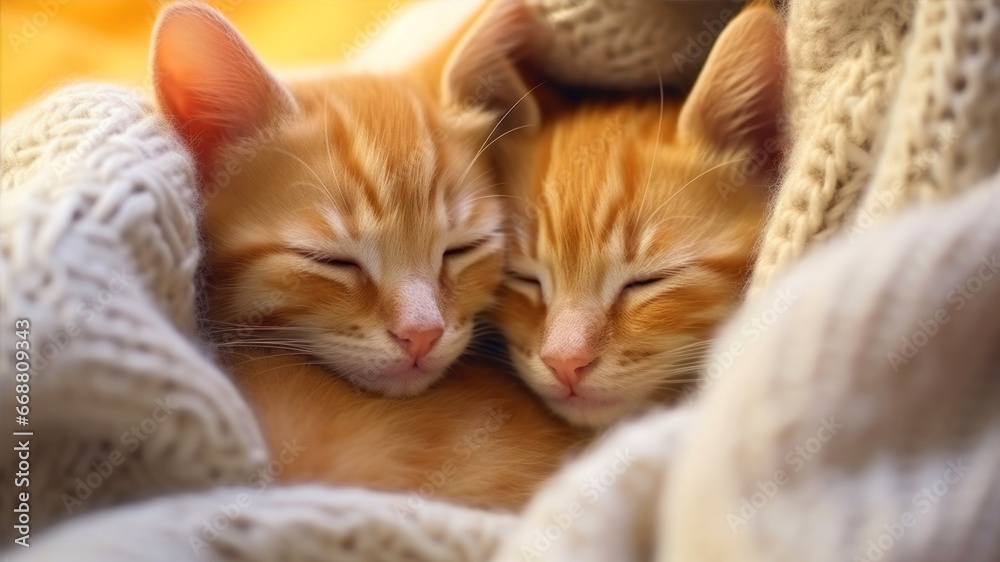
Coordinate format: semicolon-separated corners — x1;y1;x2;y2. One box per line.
0;0;408;119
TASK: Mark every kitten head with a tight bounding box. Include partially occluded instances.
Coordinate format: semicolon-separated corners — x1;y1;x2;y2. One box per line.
152;1;539;397
495;2;785;426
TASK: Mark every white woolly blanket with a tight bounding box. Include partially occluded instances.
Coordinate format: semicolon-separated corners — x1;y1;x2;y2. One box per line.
3;1;1000;561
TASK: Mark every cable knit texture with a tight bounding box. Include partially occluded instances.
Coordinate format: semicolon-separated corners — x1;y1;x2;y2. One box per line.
749;0;1000;295
3;1;1000;560
522;0;746;90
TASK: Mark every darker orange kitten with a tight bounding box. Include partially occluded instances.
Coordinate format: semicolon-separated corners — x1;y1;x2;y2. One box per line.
494;2;785;427
152;1;586;510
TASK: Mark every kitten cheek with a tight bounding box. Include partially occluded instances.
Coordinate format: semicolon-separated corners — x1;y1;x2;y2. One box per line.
508;354;552;394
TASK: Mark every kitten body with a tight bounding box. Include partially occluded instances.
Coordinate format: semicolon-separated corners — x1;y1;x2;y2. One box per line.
495;2;786;427
231;350;584;510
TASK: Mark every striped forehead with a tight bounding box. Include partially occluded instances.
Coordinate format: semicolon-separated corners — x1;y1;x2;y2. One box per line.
514;123;713;293
534;129;642;248
309;81;481;232
268;78;500;276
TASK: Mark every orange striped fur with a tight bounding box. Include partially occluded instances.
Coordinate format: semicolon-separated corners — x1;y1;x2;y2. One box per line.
493;2;785;427
200;74;509;397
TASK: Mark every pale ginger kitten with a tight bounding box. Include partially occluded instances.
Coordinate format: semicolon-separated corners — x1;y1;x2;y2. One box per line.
152;2;585;509
153;0;537;398
495;2;785;427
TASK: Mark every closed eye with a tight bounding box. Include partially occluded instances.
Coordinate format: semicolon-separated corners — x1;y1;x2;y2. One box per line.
621;267;687;293
506;272;541;286
444;238;488;259
623;277;663;290
295;249;361;270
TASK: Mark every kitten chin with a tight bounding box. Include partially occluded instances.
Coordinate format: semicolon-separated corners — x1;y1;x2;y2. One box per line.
494;1;785;427
544;392;642;429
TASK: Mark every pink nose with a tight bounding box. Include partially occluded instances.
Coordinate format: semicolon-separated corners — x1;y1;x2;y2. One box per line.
541;353;595;389
392;326;443;363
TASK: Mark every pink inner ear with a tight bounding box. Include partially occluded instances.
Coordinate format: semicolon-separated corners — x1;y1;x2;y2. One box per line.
151;4;291;180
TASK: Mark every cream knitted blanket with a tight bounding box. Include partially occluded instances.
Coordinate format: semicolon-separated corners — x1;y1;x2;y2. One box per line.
3;1;1000;561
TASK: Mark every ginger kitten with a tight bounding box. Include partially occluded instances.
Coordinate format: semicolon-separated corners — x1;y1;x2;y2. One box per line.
495;2;785;427
153;0;537;398
152;2;585;509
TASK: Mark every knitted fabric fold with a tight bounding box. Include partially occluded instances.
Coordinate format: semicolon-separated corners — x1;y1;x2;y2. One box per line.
8;486;516;562
0;84;268;538
666;175;1000;562
749;0;1000;295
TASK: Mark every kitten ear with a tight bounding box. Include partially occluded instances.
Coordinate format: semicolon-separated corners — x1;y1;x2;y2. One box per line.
677;2;785;152
440;0;540;138
151;2;296;178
